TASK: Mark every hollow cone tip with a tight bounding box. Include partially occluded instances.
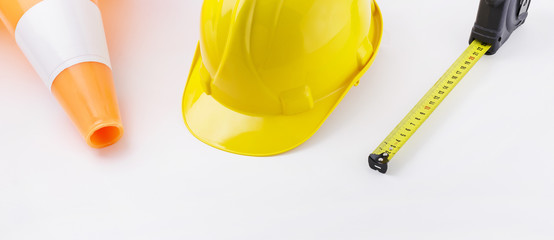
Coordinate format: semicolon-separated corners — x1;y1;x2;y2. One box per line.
51;62;123;148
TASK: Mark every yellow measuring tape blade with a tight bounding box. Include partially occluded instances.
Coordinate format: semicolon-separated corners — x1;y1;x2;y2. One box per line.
369;40;491;173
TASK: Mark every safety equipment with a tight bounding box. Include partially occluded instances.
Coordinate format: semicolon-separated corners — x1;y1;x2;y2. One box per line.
183;0;383;156
0;0;124;148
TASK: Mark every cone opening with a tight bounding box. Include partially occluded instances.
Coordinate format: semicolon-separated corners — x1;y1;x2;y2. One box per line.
88;125;123;148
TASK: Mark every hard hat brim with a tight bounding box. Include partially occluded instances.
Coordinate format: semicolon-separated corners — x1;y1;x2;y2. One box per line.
182;2;383;156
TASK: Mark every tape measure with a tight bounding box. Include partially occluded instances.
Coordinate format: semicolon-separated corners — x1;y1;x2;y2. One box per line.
368;0;531;174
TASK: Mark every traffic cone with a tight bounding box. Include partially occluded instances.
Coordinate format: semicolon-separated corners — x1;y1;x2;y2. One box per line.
0;0;123;148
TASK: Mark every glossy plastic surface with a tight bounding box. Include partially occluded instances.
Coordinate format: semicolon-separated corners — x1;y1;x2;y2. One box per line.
183;0;383;156
0;0;123;148
15;0;111;88
52;62;123;148
0;0;97;33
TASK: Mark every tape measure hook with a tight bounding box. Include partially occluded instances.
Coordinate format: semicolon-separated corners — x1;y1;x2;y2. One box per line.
369;153;389;174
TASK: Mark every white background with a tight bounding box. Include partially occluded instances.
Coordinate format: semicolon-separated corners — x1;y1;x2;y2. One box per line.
1;0;553;239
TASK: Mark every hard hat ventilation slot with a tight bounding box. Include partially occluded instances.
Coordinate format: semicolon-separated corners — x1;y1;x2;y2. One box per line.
199;62;213;95
280;86;314;115
357;37;374;68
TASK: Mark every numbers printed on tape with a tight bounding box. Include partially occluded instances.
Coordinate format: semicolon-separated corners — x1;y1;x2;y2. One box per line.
372;40;492;160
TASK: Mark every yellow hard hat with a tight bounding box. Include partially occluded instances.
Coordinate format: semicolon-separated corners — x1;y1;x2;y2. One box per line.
183;0;383;156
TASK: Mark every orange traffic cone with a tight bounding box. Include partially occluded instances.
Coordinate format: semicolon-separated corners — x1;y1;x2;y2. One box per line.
0;0;123;148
